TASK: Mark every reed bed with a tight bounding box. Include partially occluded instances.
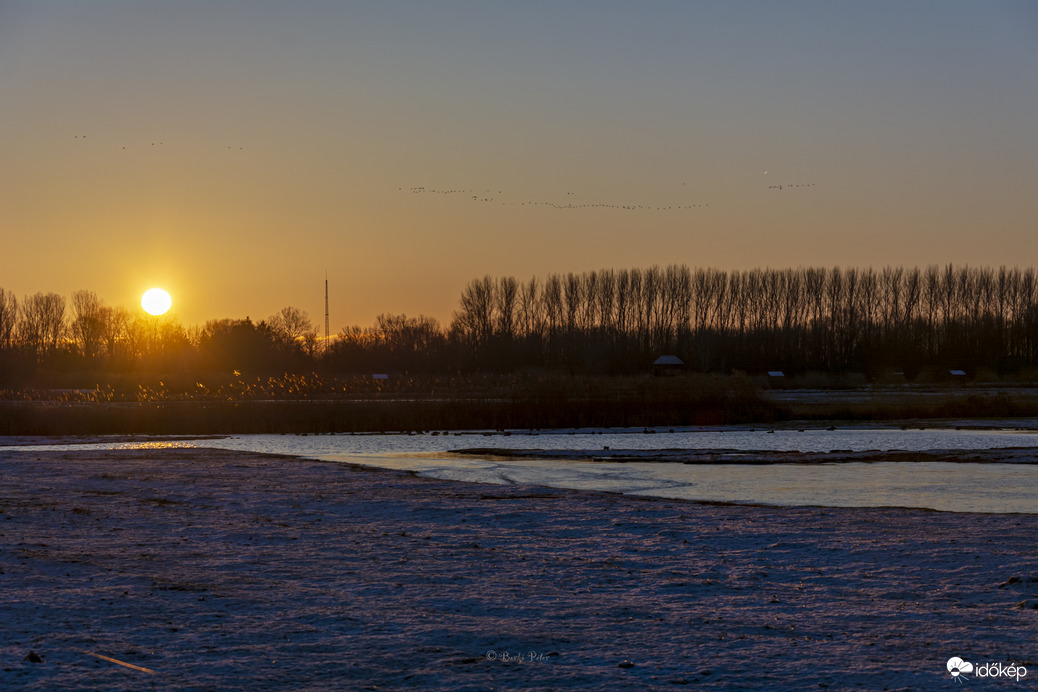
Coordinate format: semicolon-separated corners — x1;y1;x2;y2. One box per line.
0;373;774;434
5;371;1038;435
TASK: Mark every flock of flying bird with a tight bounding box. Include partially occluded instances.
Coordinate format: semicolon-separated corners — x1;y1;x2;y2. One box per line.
402;186;710;211
73;135;245;151
71;135;815;202
402;180;817;212
767;183;816;190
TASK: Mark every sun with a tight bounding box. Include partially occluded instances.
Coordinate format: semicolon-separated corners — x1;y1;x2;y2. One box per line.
141;287;172;316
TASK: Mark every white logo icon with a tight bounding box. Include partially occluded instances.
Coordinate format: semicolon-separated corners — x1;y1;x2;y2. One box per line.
948;657;974;682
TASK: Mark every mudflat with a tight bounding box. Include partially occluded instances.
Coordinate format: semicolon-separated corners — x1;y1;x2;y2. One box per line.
1;448;1035;690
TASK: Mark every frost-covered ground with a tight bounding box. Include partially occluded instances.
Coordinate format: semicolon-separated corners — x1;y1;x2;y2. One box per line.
1;448;1035;690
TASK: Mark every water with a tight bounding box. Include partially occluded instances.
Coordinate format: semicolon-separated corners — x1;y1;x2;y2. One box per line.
7;425;1038;513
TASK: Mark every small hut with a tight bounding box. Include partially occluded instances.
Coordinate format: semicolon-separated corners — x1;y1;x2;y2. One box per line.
652;355;686;377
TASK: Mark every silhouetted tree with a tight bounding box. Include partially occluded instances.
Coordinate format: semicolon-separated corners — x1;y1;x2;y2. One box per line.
70;290;107;360
268;307;315;348
19;292;65;361
453;276;495;352
196;318;286;373
0;288;16;351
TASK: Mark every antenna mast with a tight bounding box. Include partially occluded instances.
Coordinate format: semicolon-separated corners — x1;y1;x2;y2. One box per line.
324;271;330;346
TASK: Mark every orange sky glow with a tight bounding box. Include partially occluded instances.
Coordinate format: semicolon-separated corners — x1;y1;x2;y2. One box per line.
3;2;1037;330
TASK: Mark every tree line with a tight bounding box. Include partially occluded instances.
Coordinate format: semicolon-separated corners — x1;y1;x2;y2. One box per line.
0;288;322;382
447;265;1038;377
4;264;1038;385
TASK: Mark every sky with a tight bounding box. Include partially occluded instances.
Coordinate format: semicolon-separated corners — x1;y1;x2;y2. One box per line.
3;1;1037;330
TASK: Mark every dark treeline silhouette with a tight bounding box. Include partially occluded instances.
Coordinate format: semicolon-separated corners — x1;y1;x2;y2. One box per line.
0;288;319;386
327;314;450;374
447;265;1038;378
4;264;1038;390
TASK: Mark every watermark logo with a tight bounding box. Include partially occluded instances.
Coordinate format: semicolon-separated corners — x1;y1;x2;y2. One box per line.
486;650;551;664
947;656;1028;683
948;657;974;682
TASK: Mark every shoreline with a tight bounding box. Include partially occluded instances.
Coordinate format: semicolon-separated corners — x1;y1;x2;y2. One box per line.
1;447;1035;689
450;445;1038;465
4;429;1038;514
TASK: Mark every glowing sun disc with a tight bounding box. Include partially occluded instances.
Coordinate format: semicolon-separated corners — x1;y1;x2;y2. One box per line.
141;288;172;316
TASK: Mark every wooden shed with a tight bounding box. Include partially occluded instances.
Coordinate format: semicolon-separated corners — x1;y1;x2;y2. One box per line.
652;355;686;376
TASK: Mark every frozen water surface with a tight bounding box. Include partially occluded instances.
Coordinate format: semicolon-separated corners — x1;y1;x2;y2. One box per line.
9;425;1038;513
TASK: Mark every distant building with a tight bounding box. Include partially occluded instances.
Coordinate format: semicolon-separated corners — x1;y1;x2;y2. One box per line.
652;355;686;376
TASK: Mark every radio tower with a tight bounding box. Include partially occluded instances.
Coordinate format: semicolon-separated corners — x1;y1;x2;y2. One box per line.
324;271;330;347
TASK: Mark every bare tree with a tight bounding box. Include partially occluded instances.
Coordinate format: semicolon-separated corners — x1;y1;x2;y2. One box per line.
857;268;878;360
19;292;66;359
268;306;315;345
824;268;844;367
645;267;667;345
0;288;16;350
542;274;563;341
101;306;131;361
881;266;904;340
377;314;442;355
923;265;941;357
495;276;518;339
1019;269;1038;361
779;268;805;332
518;276;540;338
941;264;959;331
628;268;644;342
666;264;692;347
614;269;631;336
903;267;921;326
995;266;1017;357
728;270;747;334
563;273;582;333
579;271;598;332
70;290;107;359
709;269;730;332
596;269;616;334
691;268;712;335
452;276;495;346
